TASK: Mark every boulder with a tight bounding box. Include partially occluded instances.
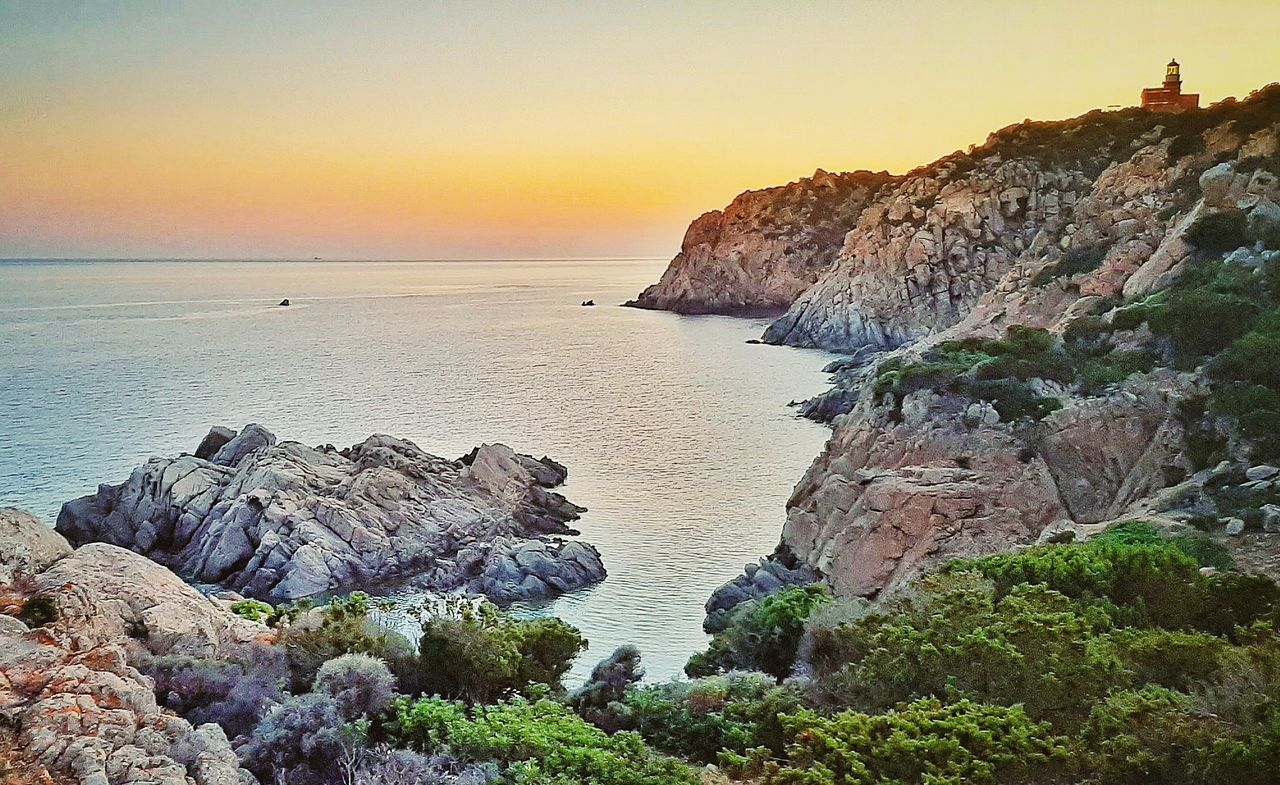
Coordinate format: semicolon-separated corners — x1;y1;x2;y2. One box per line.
0;507;71;585
193;426;236;460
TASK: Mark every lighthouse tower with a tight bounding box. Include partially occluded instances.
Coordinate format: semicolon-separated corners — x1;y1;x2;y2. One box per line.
1141;59;1200;112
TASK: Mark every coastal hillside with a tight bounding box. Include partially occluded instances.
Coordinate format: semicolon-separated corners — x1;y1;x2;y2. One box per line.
705;84;1280;611
625;169;896;315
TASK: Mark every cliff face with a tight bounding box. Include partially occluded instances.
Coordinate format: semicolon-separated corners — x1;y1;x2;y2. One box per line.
765;90;1280;351
626;169;897;315
706;86;1280;613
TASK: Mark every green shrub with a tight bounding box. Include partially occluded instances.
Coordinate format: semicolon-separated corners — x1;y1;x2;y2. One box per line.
389;696;699;785
276;592;416;693
721;698;1068;785
1185;210;1251;255
624;673;802;762
1032;244;1109;286
1149;287;1259;367
417;600;585;703
1078;350;1155;393
687;585;829;680
1078;686;1216;785
1211;331;1280;389
18;595;56;628
230;599;273;623
806;573;1125;724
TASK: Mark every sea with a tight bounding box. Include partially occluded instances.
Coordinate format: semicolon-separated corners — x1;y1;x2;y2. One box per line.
0;258;836;682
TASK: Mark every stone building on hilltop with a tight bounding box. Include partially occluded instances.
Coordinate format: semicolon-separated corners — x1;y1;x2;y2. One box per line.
1141;59;1200;112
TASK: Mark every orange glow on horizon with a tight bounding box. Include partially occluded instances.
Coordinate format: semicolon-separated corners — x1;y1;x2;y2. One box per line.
3;1;1279;259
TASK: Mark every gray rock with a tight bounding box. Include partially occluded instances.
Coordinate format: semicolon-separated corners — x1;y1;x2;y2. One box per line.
1225;517;1246;536
703;549;820;632
1262;503;1280;533
57;427;602;603
193;426;236;460
210;423;277;466
1246;464;1280;482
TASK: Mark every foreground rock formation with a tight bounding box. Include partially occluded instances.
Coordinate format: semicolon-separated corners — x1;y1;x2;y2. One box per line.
626;169;896;315
57;425;605;603
0;507;260;785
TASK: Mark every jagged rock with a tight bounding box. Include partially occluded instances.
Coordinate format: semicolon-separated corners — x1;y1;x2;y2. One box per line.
193;426;236;461
0;507;71;584
56;426;604;603
209;422;276;467
627;170;897;315
767;372;1188;599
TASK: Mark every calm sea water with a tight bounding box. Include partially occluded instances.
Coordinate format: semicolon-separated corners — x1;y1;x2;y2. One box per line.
0;259;834;681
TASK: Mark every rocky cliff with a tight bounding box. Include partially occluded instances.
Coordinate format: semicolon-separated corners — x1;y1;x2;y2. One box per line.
707;85;1280;616
765;88;1280;351
0;508;262;785
57;425;605;603
626;169;897;315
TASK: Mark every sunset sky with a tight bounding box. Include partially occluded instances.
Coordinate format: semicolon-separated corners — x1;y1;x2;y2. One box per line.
3;1;1279;260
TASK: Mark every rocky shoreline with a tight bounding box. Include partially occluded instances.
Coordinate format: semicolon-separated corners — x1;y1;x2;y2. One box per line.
665;86;1280;618
57;424;605;604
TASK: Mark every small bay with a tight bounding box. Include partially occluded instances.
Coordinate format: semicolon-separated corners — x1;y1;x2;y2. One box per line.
0;258;834;680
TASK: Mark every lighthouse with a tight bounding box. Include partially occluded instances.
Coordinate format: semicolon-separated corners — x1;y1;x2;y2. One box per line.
1141;59;1200;112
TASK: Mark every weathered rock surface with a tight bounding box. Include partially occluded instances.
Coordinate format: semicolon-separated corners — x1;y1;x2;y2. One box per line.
764;87;1280;351
0;507;72;585
56;425;605;603
627;169;897;315
705;88;1280;609
777;373;1190;600
0;512;258;785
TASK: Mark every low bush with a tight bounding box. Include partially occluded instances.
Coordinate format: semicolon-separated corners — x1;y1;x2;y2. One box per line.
569;645;645;732
132;642;288;738
314;653;397;721
624;672;803;763
686;584;829;680
1032;244;1109;286
275;592;416;693
18;595;56;627
230;598;274;623
721;698;1068;785
416;599;585;703
1185;210;1251;255
388;696;699;785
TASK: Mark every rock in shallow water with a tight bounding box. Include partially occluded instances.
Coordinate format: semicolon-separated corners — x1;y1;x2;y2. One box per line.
56;425;606;603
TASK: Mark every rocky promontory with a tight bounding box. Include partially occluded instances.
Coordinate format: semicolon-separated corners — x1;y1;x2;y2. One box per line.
705;85;1280;616
56;425;605;603
626;169;897;315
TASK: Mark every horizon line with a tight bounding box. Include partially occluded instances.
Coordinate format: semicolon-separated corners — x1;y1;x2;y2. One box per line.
0;255;672;264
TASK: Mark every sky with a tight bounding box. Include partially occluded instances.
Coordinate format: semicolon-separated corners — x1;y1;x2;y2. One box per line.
2;1;1279;260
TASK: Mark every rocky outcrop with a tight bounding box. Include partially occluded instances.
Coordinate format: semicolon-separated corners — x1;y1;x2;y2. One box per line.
763;87;1280;351
627;169;897;315
0;512;258;785
774;372;1190;600
56;425;605;603
707;87;1280;610
703;548;820;631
